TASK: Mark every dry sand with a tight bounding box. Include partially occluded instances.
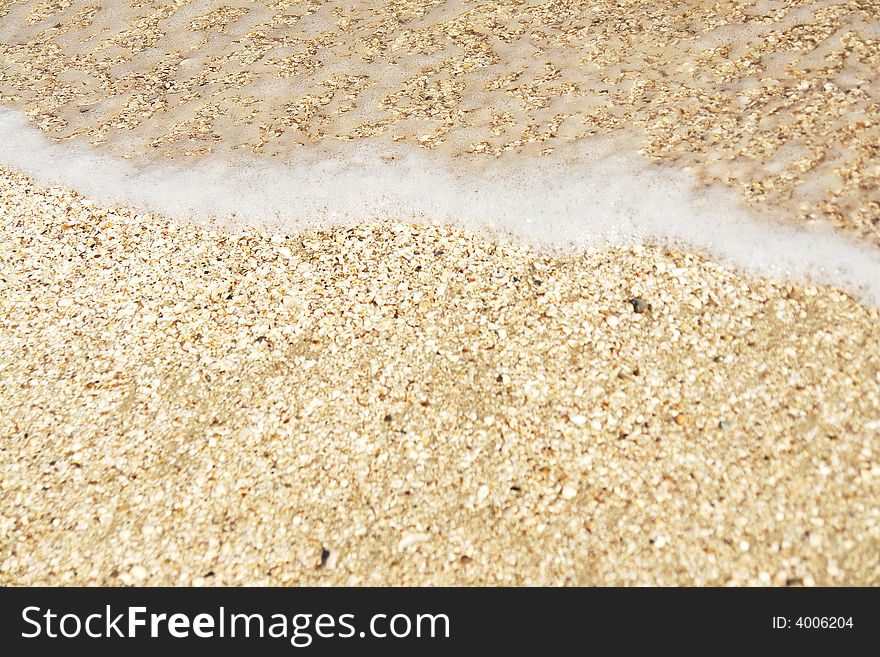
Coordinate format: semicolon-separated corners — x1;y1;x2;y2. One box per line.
2;165;879;586
1;0;879;585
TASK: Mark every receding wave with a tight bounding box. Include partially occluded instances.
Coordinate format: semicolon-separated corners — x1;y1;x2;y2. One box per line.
3;105;880;304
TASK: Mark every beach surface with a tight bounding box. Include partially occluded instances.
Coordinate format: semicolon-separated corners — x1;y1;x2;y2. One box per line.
1;0;879;585
2;165;879;585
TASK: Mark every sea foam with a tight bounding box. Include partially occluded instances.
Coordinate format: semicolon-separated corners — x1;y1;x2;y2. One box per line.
2;106;880;304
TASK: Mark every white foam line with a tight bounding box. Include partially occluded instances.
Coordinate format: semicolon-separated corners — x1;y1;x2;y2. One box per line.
2;106;880;304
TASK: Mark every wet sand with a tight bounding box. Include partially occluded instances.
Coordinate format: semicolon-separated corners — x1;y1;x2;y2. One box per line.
1;0;879;240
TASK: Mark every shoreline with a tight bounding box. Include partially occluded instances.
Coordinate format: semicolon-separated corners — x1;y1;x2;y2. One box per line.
3;106;880;306
4;0;880;242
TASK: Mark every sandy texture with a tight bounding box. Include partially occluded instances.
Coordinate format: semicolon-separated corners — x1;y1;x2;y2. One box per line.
2;165;879;586
1;0;879;587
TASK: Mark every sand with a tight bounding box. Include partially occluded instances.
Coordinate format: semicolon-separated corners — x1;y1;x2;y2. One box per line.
1;0;879;586
1;164;879;585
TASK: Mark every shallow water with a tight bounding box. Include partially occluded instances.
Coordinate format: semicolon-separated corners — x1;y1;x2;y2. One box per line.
1;0;880;300
4;105;880;305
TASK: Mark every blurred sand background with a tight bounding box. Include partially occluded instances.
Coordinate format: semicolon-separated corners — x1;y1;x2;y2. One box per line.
1;0;879;585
